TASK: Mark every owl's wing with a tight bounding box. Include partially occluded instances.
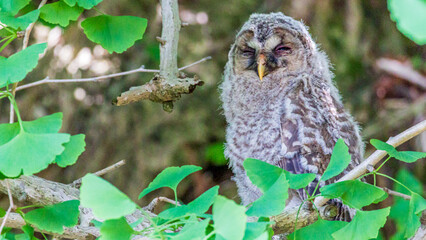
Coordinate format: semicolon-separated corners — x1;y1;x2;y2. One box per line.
277;116;330;200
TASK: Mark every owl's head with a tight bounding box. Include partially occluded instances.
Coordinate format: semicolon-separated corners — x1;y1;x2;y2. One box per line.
230;12;321;82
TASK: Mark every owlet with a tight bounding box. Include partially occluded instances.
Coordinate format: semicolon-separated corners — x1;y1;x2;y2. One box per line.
220;12;364;221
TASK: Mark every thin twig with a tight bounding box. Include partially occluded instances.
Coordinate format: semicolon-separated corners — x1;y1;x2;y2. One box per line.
71;160;126;187
381;187;411;200
315;120;426;206
144;196;181;212
376;58;426;90
178;56;212;71
9;0;48;123
0;180;14;233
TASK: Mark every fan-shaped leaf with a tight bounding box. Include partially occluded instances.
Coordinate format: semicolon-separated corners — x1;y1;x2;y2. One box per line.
288;219;348;240
0;10;39;30
80;174;137;220
0;0;30;15
321;139;351;181
0;43;47;88
54;134;86;167
63;0;103;9
139;165;201;199
213;196;247;240
388;0;426;44
24;200;80;234
81;15;148;53
370;139;426;163
40;1;83;27
99;217;133;240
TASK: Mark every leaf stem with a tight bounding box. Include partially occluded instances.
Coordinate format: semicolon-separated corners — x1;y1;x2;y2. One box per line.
203;230;215;240
293;199;308;240
7;95;24;130
0;35;16;52
375;172;413;194
375;156;391;172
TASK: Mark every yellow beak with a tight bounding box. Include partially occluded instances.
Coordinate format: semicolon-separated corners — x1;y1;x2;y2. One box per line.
257;54;266;81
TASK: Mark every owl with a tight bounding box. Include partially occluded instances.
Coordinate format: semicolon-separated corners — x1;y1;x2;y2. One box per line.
220;12;364;221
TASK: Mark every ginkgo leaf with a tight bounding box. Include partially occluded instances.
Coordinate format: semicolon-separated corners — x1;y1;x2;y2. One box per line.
40;1;83;27
243;158;282;192
0;113;70;178
99;217;134;240
243;222;272;240
158;186;219;219
54;134;86;167
63;0;103;9
404;193;426;238
370;139;426;163
170;219;209;240
0;0;30;15
246;173;289;217
0;10;39;30
139;165;201;199
0;43;47;88
24;200;80;234
81;15;148;53
288;218;348;240
388;0;426;44
321;139;351;181
80;174;137;220
332;208;390;240
213;196;247;240
320;180;387;209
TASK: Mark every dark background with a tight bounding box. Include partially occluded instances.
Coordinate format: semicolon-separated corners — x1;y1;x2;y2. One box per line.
0;0;425;238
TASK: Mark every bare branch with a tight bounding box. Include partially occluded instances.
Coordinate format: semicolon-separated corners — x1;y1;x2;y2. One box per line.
144;196;181;212
71;160;126;187
14;67;160;92
315;120;426;206
178;56;212;71
382;187;411;200
0;180;14;233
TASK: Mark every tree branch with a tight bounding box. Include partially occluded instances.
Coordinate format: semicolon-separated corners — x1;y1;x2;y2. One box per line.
71;160;126;188
315;119;426;206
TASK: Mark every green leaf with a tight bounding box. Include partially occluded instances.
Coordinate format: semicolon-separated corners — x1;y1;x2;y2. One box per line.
370;139;426;163
205;143;227;166
80;174;137;220
0;0;30;15
321;139;351;181
246;174;288;217
40;1;83;27
213;196;247;240
81;15;148;53
0;208;5;217
320;180;387;209
158;186;219;219
243;222;272;240
24;200;80;234
138;165;202;199
0;114;70;177
63;0;103;9
332;208;390;240
243;158;282;192
54;134;86;167
388;0;426;44
288;219;348;240
0;10;39;30
284;171;316;190
404;193;426;238
171;219;209;240
0;43;47;88
99;217;133;240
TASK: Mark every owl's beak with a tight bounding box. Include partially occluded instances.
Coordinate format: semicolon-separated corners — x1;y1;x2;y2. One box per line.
257;54;267;81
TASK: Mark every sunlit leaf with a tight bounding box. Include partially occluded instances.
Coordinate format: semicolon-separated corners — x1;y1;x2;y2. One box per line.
213;196;247;240
24;200;80;234
388;0;426;44
288;219;348;240
99;217;133;240
246;174;288;217
81;15;148;53
404;193;426;238
0;0;30;15
244;222;272;240
158;186;218;219
40;1;83;27
243;158;282;192
284;171;316;190
332;208;390;240
320;180;387;209
170;218;209;240
0;43;47;88
321;139;351;181
54;134;86;167
139;165;202;199
0;10;39;30
370;139;426;163
80;174;137;220
0;113;70;177
63;0;103;9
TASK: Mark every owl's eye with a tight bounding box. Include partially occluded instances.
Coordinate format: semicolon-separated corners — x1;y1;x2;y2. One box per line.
274;44;292;55
241;47;255;57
